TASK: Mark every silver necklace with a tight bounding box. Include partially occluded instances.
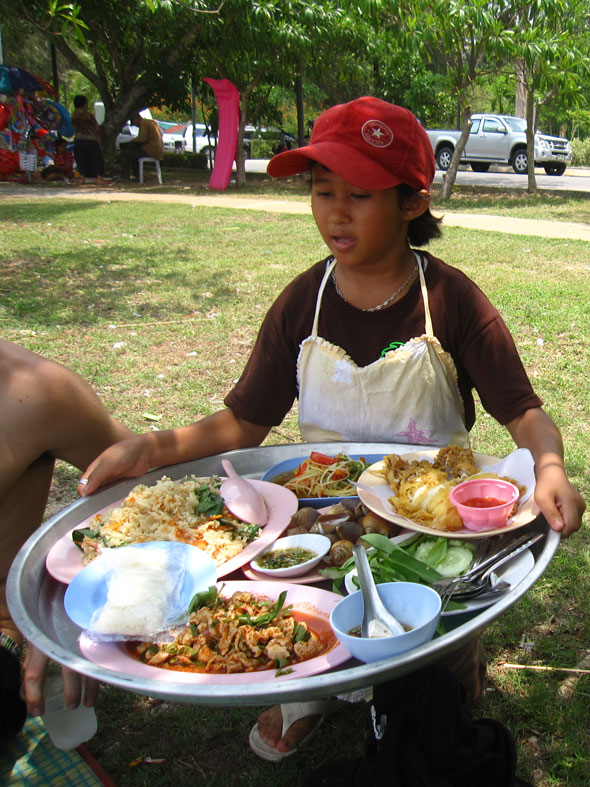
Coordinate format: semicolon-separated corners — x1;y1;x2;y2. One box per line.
331;263;418;312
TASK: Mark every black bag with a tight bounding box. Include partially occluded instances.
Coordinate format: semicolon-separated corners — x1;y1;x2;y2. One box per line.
304;664;518;787
0;646;27;744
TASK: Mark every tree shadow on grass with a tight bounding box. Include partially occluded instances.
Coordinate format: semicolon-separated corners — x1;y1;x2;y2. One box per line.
1;243;239;327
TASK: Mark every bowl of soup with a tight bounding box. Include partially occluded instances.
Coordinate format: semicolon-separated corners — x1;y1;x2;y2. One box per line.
329;581;441;663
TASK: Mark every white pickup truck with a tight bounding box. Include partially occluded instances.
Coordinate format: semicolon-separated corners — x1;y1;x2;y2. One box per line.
426;114;572;176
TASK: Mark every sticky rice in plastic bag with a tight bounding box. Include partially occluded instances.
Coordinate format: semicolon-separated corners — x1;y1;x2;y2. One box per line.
88;545;186;640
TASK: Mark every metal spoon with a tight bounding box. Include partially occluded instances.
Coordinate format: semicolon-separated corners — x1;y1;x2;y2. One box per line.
352;544;405;638
219;459;268;525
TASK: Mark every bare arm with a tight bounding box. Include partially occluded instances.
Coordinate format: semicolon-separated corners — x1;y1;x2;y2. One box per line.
79;408;271;495
505;407;585;537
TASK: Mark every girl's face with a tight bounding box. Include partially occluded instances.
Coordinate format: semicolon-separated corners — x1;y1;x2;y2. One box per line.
311;166;414;270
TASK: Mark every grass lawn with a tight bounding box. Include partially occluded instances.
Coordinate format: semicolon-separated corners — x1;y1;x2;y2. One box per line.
1;185;589;786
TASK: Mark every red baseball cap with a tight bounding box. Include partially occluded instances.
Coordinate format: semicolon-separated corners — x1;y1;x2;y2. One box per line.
267;96;434;191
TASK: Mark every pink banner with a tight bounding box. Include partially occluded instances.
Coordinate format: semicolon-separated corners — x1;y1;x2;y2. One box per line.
203;77;239;190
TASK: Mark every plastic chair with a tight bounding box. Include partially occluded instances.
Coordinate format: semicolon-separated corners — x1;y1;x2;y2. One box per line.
138;157;162;184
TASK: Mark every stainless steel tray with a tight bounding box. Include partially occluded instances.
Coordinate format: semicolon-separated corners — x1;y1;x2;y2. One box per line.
7;442;558;706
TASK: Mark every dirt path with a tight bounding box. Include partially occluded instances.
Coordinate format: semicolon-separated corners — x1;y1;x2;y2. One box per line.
3;183;590;241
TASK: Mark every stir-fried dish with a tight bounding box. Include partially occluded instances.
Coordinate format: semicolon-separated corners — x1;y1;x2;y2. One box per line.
130;587;330;674
72;476;260;567
277;452;369;498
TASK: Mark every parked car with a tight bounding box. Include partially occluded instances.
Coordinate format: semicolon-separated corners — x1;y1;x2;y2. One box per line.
426;114;572;175
115;122;139;149
162;123;217;157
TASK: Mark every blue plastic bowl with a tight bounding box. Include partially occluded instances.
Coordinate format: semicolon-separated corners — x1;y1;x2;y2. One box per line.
330;582;441;663
260;453;383;509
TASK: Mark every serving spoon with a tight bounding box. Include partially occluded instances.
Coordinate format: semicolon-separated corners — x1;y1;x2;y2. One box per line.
220;459;268;526
353;544;405;638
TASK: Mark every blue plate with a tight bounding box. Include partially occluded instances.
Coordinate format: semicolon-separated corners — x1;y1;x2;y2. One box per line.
64;541;217;631
260;454;384;509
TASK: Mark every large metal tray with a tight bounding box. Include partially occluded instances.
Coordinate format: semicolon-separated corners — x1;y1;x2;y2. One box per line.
7;442;558;706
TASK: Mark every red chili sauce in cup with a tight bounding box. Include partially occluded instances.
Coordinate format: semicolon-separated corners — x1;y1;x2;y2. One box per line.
462;496;507;508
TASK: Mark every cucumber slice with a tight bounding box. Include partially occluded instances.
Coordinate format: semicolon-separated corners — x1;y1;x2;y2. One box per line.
414;538;448;567
435;545;474;577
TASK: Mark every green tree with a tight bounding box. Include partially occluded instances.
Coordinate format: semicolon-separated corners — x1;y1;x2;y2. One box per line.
390;0;513;199
10;0;208;156
193;0;376;185
507;0;590;192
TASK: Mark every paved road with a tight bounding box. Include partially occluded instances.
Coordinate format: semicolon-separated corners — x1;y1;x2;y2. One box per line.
246;159;590;192
432;167;590;193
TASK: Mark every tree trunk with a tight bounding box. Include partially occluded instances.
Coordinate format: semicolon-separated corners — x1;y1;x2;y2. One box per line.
525;90;537;194
295;73;305;147
234;100;248;188
440;113;472;200
515;61;526;118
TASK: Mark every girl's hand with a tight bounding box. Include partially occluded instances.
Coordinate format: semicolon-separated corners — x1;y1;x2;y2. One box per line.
23;647;100;716
77;435;152;495
534;463;585;538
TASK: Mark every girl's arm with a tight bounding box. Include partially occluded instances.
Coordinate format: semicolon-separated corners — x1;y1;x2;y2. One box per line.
79;408;271;495
505;407;585;537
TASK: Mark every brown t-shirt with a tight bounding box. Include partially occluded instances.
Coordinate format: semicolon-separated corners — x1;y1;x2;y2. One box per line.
224;252;542;431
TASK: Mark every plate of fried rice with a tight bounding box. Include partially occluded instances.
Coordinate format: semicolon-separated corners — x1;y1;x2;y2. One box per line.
46;475;298;584
78;581;351;684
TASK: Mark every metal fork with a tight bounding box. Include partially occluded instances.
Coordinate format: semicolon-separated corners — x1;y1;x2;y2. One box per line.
434;531;544;610
432;531;544;592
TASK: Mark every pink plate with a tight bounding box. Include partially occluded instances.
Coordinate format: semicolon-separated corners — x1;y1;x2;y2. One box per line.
46;480;297;584
78;581;352;684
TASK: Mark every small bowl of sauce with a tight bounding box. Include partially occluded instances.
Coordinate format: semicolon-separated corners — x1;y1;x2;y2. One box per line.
251;534;332;578
450;478;520;532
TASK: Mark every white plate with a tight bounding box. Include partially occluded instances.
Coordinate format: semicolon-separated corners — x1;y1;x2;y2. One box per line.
250;533;331;578
78;581;352;684
357;448;538;539
64;542;217;632
46;478;298;584
344;548;535;617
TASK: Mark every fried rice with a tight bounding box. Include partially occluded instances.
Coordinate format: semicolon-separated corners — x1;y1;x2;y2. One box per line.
78;476;259;567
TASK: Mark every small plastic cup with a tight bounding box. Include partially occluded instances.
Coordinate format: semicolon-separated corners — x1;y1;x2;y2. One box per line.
41;664;98;749
450;478;520;532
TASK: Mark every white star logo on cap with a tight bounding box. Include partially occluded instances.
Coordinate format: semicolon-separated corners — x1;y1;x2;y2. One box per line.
361;120;394;148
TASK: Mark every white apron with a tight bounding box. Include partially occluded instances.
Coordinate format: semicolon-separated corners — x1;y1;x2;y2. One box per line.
296;252;470;448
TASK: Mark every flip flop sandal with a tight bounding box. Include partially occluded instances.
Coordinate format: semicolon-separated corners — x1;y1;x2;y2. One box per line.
249;700;329;762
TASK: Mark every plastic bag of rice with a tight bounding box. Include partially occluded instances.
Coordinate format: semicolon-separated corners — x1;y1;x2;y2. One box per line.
90;545;184;637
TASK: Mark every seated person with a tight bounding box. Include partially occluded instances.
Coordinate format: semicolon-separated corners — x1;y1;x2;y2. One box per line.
40;137;75;182
119;112;164;180
0;340;131;742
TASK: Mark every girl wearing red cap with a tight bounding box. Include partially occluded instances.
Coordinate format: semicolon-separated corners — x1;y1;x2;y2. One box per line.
79;97;584;761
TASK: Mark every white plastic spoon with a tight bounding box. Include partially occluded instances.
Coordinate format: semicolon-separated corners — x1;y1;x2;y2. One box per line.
220;459;268;525
353;545;405;638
